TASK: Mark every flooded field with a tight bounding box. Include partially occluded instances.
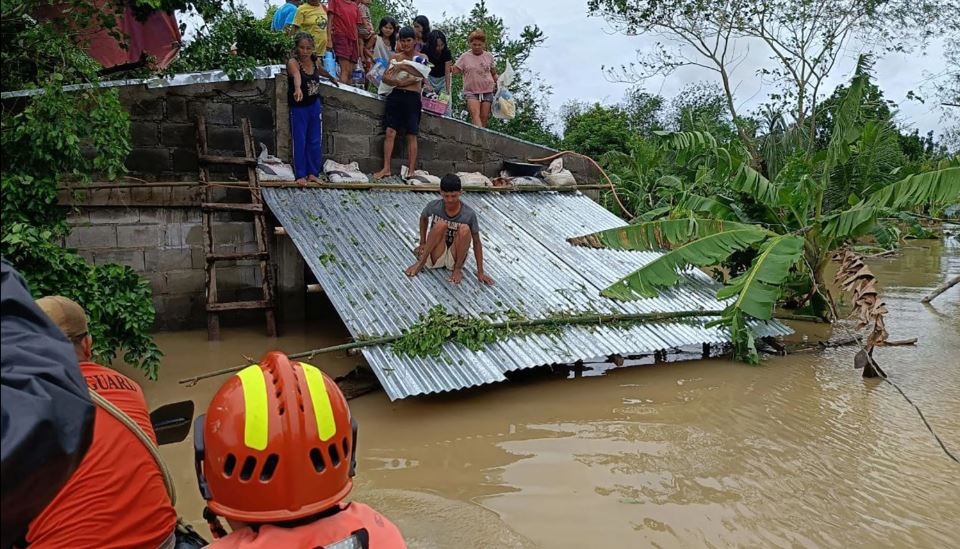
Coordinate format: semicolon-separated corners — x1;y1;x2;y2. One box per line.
134;239;959;547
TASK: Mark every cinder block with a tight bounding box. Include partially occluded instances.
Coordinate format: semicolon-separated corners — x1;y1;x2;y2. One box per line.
189;102;234;126
125;148;171;173
138;208;165;224
164;269;206;294
116;224;161;248
89;208;139;224
235;103;274;129
131;121;160;146
128;98;164;121
144;248;193;271
166;97;188;122
161;123;197;148
93;249;145;271
145;272;167;295
183;224;204;246
333;134;370;158
207;126;245;152
171;148;199;173
65;225;117;249
212;223;245;246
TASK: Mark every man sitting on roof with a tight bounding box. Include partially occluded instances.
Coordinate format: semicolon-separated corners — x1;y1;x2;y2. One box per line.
405;174;495;285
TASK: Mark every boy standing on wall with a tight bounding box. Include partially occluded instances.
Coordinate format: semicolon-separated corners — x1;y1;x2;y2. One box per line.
373;27;423;180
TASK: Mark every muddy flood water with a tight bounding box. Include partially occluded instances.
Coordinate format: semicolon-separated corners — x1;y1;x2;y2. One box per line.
129;239;959;548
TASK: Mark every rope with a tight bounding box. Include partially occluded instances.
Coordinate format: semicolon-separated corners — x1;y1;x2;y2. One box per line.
882;377;960;464
527;150;635;219
836;325;959;465
89;390;178;504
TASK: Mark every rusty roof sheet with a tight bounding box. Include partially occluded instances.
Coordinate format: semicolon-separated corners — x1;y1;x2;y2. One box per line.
263;188;791;399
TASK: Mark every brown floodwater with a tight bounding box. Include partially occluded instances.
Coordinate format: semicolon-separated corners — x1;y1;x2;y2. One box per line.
128;238;960;548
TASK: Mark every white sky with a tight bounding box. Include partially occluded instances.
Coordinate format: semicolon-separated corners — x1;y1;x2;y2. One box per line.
238;0;951;138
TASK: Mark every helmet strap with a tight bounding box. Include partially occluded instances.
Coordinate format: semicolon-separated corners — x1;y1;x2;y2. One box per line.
203;506;229;539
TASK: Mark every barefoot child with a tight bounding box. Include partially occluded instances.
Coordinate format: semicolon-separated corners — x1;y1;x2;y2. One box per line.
373;27;424;180
287;33;336;186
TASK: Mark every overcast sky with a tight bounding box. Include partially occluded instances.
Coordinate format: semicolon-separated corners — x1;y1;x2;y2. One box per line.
240;0;951;137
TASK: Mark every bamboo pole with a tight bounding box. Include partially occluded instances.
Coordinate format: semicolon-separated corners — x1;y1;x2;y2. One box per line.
921;274;960;304
61;181;610;193
258;181;610;192
178;309;727;386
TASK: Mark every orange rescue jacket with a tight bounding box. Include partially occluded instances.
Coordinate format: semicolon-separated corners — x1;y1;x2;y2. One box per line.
208;502;406;549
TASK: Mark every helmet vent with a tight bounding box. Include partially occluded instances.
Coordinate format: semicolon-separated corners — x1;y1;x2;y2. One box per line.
328;444;341;467
342;437;350;458
223;453;237;477
239;456;257;481
260;453;279;481
310;447;326;472
292;366;306;412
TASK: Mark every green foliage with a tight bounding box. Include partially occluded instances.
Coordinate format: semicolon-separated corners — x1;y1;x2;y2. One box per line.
1;0;162;377
391;305;553;358
602;225;771;299
561;103;634;158
167;5;293;79
865;167;960;210
572;57;958;363
369;0;416;33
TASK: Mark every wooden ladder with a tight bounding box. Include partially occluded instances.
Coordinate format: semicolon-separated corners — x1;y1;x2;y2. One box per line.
195;116;277;340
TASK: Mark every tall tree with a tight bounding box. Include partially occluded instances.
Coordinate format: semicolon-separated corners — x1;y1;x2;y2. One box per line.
587;0;959;164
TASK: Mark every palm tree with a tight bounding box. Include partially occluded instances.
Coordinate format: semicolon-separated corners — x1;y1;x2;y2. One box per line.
571;58;960;363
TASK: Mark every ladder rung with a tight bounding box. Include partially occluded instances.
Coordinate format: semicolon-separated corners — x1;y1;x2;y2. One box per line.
201;203;263;213
206;300;273;312
206;252;269;263
199;154;257;166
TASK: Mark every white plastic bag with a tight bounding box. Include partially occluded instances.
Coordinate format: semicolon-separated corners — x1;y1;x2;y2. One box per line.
541;158;576;187
256;143;294;181
456;172;492;187
323;159;369;183
367;58;388;87
491;60;516;120
400;166;441;186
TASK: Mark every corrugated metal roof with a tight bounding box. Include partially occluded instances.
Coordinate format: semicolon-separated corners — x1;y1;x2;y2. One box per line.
263;188;791;400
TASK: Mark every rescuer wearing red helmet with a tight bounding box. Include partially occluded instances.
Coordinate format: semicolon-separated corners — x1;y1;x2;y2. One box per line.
194;351;406;548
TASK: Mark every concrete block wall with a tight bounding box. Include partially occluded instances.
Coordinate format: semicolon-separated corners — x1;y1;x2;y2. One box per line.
120;79;277;181
276;76;596;180
65;205;263;329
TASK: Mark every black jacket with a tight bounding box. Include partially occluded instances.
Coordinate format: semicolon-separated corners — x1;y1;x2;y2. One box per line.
1;260;95;548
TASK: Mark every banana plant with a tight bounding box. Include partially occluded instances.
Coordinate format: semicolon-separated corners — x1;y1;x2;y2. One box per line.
571;57;960;363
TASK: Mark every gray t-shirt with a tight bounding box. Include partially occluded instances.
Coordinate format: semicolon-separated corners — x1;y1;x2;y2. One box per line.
421;199;480;237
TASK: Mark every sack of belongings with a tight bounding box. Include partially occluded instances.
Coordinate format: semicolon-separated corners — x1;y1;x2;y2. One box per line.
323;159;369;183
541;158;576;186
456;172;492;187
491;61;516;120
256;143;295;181
400;165;441;186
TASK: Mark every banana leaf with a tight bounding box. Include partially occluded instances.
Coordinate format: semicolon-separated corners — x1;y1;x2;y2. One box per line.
716;235;805;320
568;218;761;251
601;227;771;300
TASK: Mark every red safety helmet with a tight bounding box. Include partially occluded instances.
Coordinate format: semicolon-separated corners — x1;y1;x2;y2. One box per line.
194;352;357;524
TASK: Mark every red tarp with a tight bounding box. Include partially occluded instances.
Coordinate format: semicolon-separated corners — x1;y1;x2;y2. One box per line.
42;2;181;71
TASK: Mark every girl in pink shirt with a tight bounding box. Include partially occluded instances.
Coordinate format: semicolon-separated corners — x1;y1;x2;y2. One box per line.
453;29;498;128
